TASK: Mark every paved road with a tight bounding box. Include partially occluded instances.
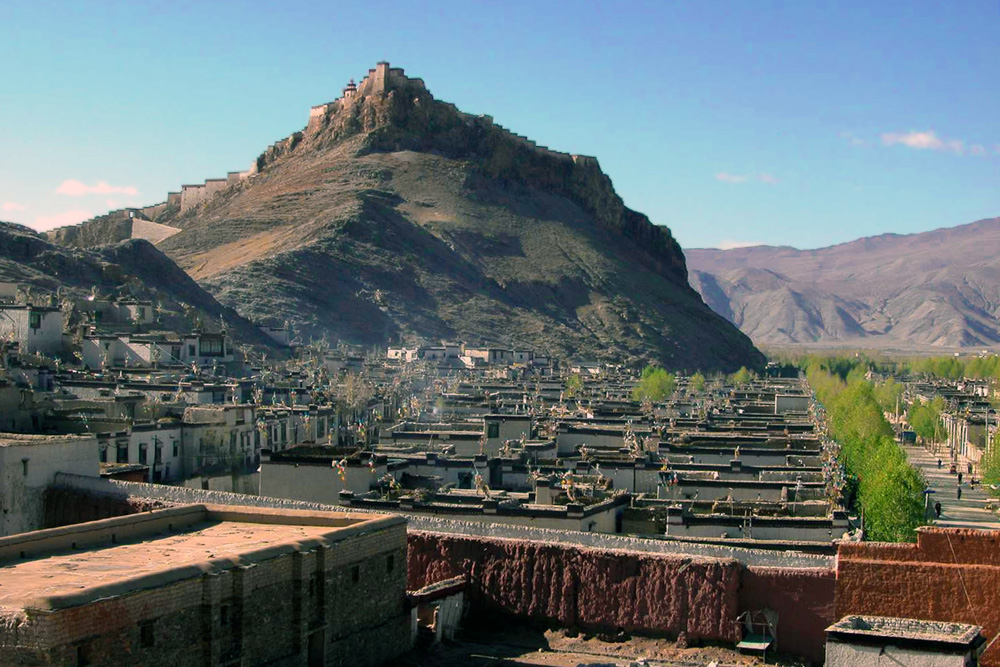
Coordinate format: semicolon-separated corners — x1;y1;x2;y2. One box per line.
903;442;1000;530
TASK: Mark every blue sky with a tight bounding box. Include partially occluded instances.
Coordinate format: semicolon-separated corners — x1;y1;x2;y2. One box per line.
1;0;998;249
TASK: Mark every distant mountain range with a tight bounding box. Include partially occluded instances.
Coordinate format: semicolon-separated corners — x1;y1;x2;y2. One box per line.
686;217;1000;349
45;62;763;371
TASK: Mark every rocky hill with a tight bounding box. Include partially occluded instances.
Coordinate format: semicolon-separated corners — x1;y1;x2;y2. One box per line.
49;63;763;371
687;217;1000;349
0;222;265;344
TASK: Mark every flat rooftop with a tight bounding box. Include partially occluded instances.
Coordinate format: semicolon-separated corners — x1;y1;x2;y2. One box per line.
827;615;983;647
0;504;404;612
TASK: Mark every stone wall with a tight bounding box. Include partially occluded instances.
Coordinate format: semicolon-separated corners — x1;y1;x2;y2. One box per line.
836;528;1000;666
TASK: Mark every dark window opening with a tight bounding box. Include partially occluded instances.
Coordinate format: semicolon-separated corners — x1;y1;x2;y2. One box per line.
487;422;500;438
76;642;92;667
220;604;231;627
199;338;224;357
140;621;155;648
29;312;41;330
351;565;360;583
138;443;148;465
386;554;395;573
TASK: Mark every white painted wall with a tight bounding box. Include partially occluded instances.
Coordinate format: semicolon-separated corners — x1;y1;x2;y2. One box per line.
0;435;98;536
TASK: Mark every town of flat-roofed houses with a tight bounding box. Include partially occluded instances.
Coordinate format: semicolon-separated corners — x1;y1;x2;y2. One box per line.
4;26;1000;667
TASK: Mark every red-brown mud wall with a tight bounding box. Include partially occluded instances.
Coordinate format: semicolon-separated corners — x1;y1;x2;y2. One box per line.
740;567;835;664
409;531;744;643
836;528;1000;666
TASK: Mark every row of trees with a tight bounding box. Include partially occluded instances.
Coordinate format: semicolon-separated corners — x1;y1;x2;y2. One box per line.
806;359;926;542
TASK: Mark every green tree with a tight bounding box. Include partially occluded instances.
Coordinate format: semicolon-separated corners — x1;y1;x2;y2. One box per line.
806;364;925;542
907;398;946;443
729;366;755;386
632;366;676;402
688;372;706;393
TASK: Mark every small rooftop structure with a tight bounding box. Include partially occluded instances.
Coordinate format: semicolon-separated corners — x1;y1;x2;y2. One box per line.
825;615;986;667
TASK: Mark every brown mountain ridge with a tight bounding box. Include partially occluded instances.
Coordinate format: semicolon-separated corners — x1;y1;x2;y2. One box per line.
48;62;762;371
687;217;1000;349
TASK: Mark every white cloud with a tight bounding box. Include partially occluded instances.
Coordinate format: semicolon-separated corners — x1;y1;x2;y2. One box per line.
56;179;139;197
2;202;27;212
33;210;93;232
880;130;964;154
715;172;778;184
715;172;749;183
970;144;987;156
717;240;765;250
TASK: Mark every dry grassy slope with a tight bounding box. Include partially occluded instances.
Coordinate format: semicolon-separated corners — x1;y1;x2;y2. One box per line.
687;217;1000;348
158;153;758;370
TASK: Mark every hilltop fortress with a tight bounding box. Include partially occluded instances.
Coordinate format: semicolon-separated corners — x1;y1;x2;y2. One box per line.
46;61;687;286
51;61;605;239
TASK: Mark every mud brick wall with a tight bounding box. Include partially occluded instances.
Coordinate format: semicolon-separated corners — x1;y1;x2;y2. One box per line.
836;528;1000;666
44;486;170;527
3;518;410;667
739;566;835;664
407;531;743;643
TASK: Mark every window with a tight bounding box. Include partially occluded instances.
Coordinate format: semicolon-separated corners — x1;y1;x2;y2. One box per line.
386;554;395;573
199;338;224;357
188;344;196;357
220;604;231;627
351;565;360;583
76;642;92;667
137;307;146;320
138;443;148;465
154;443;162;465
487;422;500;438
117;442;129;463
21;458;28;477
139;621;155;648
29;311;42;330
99;446;108;463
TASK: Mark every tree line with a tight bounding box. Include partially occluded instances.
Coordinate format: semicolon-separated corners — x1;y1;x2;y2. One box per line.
805;358;926;542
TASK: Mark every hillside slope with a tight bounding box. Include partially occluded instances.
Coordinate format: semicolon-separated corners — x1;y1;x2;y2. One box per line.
0;222;266;344
51;63;763;371
687;217;1000;348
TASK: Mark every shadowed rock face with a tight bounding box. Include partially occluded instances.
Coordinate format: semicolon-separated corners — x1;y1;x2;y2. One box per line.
687;216;1000;350
51;64;764;371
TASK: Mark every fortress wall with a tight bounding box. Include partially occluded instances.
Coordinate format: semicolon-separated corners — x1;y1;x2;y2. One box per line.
139;202;168;219
166;192;181;207
180;184;207;213
180;178;232;213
